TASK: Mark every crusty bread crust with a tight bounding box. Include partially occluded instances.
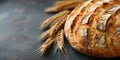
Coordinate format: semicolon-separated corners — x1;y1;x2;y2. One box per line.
64;0;120;57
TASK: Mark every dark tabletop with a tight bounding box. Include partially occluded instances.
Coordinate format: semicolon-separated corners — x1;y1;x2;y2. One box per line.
0;0;120;60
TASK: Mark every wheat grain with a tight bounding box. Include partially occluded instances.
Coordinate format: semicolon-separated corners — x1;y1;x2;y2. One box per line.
45;0;82;12
50;14;67;35
40;10;69;28
40;36;55;55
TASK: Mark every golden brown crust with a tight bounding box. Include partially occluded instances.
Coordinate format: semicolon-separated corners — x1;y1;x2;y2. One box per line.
64;0;120;57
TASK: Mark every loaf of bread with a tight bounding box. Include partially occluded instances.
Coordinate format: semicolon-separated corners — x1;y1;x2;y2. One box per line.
64;0;120;57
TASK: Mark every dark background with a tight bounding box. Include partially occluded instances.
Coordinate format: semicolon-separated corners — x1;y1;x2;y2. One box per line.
0;0;120;60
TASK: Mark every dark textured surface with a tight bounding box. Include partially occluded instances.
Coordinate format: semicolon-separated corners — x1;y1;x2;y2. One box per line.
0;0;120;60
